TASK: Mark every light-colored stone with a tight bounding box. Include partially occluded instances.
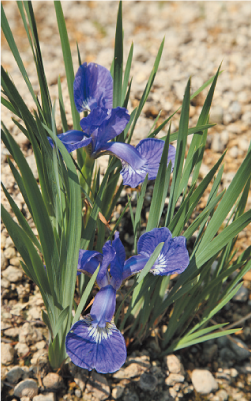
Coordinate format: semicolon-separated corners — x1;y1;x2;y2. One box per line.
1;342;15;365
232;285;249;302
215;389;229;401
27;306;42;320
0;366;7;381
43;372;64;391
1;233;7;249
2;265;23;282
1;250;8;269
210;105;224;124
19;322;43;345
211;134;224;153
1;277;10;288
113;355;151;379
15;132;30;147
36;340;46;350
3;246;17;259
1;322;11;330
86;371;110;400
112;385;124;399
164;354;184;375
33;394;56;401
14;379;38;398
9;256;22;266
165;373;185;387
15;342;30;357
30;349;48;365
191;369;218;394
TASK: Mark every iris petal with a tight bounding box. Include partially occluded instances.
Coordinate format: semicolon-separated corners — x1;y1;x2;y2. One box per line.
138;227;172;255
78;250;102;276
135;228;190;276
65;316;127;374
90;285;116;327
110;232;126;289
122;255;149;280
48;130;92;153
96;241;115;288
102;139;176;188
91;108;130;154
74;62;113;113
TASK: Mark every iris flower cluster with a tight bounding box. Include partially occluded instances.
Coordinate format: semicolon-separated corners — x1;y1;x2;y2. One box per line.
65;228;190;374
49;62;176;188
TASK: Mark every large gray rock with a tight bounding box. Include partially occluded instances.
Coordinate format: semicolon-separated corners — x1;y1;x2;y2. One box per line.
5;366;23;384
13;379;38;398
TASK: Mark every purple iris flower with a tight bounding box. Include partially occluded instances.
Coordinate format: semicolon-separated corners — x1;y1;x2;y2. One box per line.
65;228;189;374
65;232;127;374
49;62;176;188
122;227;190;280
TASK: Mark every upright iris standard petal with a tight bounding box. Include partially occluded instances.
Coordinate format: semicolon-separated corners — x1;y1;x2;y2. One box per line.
96;241;115;288
74;62;113;113
65;317;127;374
123;228;190;278
79;107;111;135
110;232;126;290
48;130;92;153
90;285;117;327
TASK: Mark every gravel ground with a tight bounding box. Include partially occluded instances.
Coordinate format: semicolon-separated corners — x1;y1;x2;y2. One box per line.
1;2;251;401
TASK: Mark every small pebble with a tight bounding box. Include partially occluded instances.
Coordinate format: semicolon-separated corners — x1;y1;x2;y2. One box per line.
164;354;184;374
138;373;158;391
229;337;251;361
232;285;249;302
191;369;218;395
43;372;64;391
33;393;56;401
112;385;124;399
2;265;23;282
1;343;15;365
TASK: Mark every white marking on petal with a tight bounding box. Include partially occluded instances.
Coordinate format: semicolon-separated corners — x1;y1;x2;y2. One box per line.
85;316;114;344
151;254;167;274
82;99;91;112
